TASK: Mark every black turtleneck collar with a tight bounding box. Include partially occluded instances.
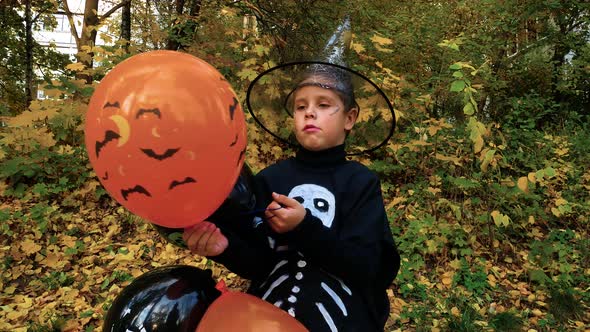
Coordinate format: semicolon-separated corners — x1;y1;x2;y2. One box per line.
295;144;346;167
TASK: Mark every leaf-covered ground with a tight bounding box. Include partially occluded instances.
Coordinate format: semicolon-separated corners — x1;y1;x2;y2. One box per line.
1;187;588;331
0;197;251;332
2;122;589;331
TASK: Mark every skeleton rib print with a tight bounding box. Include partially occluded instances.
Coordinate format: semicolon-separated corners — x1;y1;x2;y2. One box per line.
257;184;351;332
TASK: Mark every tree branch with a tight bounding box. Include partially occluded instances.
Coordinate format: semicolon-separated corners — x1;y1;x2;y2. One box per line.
31;1;57;23
100;0;131;21
61;0;80;49
507;36;548;59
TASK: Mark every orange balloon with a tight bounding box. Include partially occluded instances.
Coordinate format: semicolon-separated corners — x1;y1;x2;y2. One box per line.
196;292;309;332
85;51;247;228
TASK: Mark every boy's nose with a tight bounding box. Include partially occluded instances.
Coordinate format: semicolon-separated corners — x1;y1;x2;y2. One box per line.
304;107;316;118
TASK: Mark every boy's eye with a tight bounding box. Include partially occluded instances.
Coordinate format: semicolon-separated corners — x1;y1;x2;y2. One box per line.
319;103;330;108
295;105;306;111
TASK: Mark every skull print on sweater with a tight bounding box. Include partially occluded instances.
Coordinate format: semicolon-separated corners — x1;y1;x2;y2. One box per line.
211;144;400;332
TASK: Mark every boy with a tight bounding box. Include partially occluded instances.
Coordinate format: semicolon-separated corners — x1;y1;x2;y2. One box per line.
184;64;400;331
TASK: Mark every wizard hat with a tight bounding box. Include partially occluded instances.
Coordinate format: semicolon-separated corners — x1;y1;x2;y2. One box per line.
246;16;395;155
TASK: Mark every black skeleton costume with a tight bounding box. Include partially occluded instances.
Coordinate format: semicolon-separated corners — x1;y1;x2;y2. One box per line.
208;16;400;331
211;144;400;331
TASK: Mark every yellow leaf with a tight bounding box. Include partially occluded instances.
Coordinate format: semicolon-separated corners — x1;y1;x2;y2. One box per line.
555;198;567;206
41;253;63;268
44;87;63;98
66;62;86;71
451;307;461;317
555;147;569;156
473;136;484;154
449;259;462;270
441;271;454;286
21;239;42;256
527;172;537;183
480;149;496;172
409;140;431;147
375;44;393;53
61;235;78;248
351;41;365;53
371;34;393;46
517;177;529;193
62;319;80;332
427;187;441;195
435;153;462;166
237;68;258;81
115;250;135;262
442;276;453;286
4;286;16;294
241;58;258;66
15;295;33;309
8;109;56;126
487;274;497;287
386;196;407;210
491;210;510;227
551;207;561;217
7;310;28;320
467;118;486;153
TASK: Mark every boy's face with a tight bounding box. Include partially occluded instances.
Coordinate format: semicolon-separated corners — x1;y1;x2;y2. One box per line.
292;85;357;151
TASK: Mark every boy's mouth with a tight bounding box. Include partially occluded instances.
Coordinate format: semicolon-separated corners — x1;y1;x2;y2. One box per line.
303;125;320;132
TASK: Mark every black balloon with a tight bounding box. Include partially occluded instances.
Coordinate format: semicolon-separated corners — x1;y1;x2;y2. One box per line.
103;265;221;332
152;163;257;248
209;162;257;220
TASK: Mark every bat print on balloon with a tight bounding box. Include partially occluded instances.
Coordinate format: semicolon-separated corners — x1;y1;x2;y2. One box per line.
85;51;247;228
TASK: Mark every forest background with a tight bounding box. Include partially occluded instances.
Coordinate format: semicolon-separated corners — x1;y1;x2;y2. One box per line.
0;0;589;331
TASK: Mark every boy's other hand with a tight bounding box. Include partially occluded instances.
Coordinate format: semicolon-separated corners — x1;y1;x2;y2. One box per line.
265;192;306;233
183;221;228;257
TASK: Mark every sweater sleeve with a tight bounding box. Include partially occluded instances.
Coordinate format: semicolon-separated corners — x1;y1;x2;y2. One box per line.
207;225;276;281
285;172;400;288
205;171;277;281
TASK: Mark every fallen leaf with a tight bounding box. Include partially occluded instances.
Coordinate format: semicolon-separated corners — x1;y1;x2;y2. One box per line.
20;240;42;256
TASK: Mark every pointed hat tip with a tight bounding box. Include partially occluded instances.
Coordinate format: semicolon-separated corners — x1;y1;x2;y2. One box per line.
322;16;352;65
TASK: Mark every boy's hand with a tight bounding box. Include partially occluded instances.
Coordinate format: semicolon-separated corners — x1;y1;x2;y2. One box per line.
265;192;306;233
182;221;228;257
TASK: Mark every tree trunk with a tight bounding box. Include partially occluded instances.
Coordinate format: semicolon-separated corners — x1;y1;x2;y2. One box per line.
189;0;201;16
24;0;33;108
76;0;100;84
120;0;131;52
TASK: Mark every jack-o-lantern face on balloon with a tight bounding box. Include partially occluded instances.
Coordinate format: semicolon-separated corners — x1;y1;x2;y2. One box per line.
85;51;247;228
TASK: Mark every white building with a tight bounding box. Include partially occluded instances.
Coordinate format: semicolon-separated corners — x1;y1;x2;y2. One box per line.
34;0;117;98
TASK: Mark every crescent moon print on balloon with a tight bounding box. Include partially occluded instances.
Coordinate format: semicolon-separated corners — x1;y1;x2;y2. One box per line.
85;51;248;228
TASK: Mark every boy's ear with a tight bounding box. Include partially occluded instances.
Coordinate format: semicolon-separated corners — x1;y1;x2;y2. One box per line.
344;107;358;131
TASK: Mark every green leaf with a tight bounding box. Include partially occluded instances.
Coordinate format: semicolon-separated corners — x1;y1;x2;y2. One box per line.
450;80;466;92
100;278;111;290
449;63;462;70
452;71;464;78
463;103;475;115
544;167;556;177
480;149;496;172
448;176;481;189
80;310;94;318
529;269;551;284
